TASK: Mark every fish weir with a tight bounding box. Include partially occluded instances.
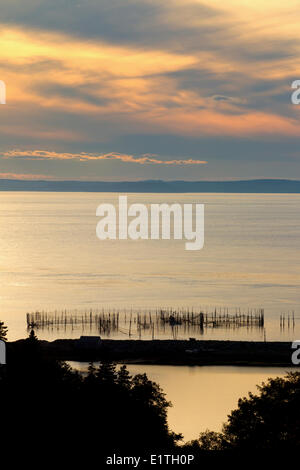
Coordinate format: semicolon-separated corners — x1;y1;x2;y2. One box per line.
26;307;265;339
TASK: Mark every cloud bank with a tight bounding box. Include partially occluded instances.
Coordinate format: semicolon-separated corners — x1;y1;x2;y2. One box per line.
0;0;300;180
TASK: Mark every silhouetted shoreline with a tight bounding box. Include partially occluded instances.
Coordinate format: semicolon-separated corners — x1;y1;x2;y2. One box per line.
8;338;296;367
1;178;300;193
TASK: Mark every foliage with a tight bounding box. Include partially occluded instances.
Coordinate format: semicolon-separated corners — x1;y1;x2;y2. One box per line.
185;372;300;451
1;332;181;454
222;372;300;449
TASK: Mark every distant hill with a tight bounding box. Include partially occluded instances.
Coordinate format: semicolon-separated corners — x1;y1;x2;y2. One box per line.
0;179;300;193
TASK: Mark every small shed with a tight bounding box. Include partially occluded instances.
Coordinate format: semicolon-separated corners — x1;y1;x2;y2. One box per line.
77;336;102;350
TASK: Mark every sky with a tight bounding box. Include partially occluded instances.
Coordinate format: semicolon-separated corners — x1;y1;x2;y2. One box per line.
1;0;300;181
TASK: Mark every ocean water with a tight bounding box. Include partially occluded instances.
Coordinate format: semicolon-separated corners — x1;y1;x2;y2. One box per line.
0;191;299;341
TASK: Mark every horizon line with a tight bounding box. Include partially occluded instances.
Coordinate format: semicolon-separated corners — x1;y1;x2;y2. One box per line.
1;178;300;183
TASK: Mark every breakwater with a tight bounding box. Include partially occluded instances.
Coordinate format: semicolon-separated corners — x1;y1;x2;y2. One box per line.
8;338;295;367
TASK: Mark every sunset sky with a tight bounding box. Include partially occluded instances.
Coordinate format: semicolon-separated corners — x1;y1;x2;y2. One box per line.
1;0;300;181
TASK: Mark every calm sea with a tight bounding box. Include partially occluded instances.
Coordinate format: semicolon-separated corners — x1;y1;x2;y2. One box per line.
0;191;299;341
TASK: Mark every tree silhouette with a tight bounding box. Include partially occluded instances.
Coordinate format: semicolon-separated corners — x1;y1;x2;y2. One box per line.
28;328;38;342
1;336;180;456
222;372;300;449
96;360;117;385
186;372;300;450
117;364;132;390
87;361;96;376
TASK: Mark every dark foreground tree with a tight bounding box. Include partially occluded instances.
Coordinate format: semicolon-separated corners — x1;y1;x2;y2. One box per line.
2;332;181;458
186;372;300;451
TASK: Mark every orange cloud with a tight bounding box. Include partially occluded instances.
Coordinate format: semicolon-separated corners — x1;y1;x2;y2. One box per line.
2;150;207;165
145;109;300;137
0;172;54;180
1;1;300;145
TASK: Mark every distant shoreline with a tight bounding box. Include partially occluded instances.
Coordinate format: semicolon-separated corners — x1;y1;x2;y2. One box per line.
1;178;300;193
9;338;297;367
